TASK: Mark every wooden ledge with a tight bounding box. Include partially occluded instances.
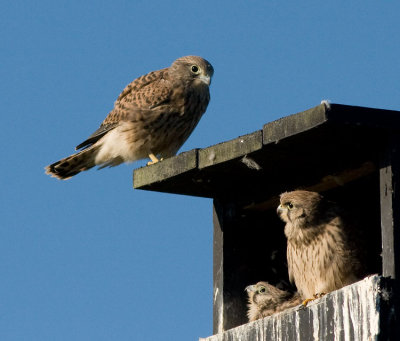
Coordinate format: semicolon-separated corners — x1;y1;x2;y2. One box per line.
200;275;394;341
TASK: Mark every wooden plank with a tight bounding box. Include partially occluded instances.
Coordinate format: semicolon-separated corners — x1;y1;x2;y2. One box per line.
133;149;198;189
328;104;400;130
213;201;224;334
199;131;263;169
263;104;328;144
133;104;400;197
200;275;392;341
380;133;400;278
213;200;249;333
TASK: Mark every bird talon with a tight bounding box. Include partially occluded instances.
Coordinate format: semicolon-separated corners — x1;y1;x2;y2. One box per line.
302;292;326;306
314;292;326;299
302;298;314;306
147;153;162;165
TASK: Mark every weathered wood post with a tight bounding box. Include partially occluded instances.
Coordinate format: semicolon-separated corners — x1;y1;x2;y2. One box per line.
134;103;400;340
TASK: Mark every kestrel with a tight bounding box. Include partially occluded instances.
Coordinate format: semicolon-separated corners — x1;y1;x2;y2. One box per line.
246;281;302;321
277;190;365;301
45;56;214;179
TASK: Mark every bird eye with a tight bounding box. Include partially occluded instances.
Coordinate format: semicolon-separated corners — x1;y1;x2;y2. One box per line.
258;287;266;294
191;65;200;73
286;203;294;210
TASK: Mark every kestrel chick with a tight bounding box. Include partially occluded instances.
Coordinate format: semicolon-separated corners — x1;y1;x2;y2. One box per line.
45;56;214;179
246;281;302;321
277;190;365;300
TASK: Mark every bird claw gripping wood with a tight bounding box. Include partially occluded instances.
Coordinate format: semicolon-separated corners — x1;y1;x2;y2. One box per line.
147;153;163;165
302;292;326;306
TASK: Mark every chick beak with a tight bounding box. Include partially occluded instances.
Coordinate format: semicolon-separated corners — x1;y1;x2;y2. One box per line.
245;285;256;293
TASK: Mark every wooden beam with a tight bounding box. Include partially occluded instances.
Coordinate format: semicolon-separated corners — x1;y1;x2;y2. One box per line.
133;149;198;189
213;200;250;333
199;131;263;169
201;276;395;341
380;133;400;278
212;201;224;334
263;103;328;144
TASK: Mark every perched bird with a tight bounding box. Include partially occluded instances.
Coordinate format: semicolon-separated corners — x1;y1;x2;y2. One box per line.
277;190;365;301
246;281;302;321
45;56;214;179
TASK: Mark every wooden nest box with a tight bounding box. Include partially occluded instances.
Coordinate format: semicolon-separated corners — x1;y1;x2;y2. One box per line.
134;103;400;340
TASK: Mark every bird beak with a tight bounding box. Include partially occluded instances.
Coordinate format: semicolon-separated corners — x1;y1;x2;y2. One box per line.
277;204;285;216
245;285;256;293
199;74;211;86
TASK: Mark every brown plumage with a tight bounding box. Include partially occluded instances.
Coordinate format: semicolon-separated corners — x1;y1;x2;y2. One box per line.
277;190;365;300
45;56;214;179
246;281;302;321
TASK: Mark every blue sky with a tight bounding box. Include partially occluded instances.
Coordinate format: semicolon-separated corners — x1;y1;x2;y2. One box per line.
1;1;400;340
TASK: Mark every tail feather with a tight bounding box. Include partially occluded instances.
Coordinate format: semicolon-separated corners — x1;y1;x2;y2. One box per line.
45;145;100;180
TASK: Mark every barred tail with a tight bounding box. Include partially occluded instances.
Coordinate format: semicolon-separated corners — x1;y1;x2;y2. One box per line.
45;145;100;180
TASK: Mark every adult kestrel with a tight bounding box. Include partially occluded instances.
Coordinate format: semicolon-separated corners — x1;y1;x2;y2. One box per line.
246;281;302;321
277;190;365;301
45;56;214;179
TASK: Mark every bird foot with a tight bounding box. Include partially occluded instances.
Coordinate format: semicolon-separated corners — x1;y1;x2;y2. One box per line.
147;153;163;165
302;292;326;306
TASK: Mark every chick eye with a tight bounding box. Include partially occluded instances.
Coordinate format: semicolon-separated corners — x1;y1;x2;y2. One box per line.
191;65;200;73
258;287;266;294
286;203;294;210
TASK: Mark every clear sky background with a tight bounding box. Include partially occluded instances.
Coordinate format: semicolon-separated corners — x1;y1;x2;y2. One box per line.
1;1;400;340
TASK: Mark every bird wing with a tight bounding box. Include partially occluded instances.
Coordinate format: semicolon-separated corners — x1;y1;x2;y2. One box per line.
75;123;119;150
75;68;172;150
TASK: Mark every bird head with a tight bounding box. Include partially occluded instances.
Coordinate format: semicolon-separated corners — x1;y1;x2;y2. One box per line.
246;281;289;307
170;56;214;86
277;190;323;228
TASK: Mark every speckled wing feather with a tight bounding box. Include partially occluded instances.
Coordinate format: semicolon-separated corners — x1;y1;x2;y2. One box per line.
76;68;172;150
75;123;119;150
